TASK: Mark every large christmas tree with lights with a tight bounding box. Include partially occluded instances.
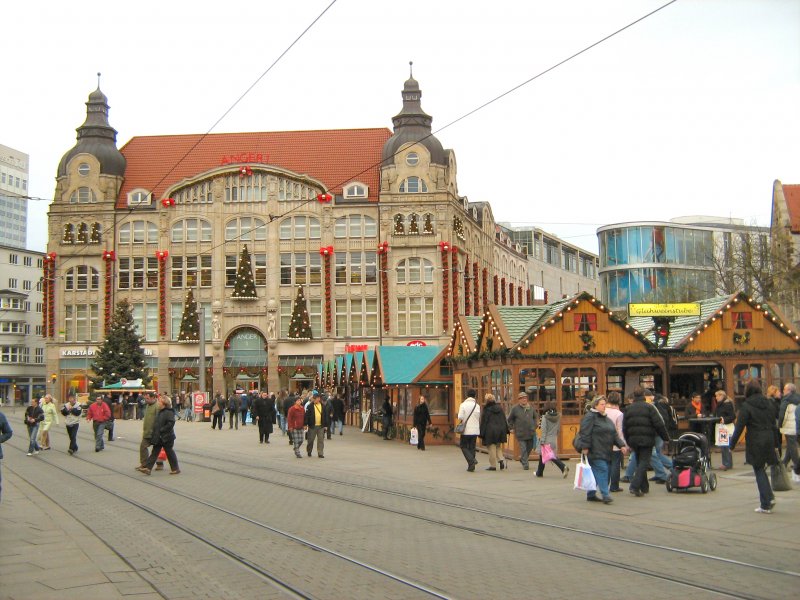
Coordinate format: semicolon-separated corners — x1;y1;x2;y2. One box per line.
177;289;200;342
89;298;150;389
231;245;258;300
288;286;312;340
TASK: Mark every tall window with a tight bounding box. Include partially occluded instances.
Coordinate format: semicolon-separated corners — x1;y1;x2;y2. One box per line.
334;252;376;285
65;266;100;291
224;173;268;203
280;299;321;338
396;258;434;284
397;297;434;336
119;221;159;244
175;180;214;204
132;303;159;342
171;255;212;288
334;215;377;238
335;298;378;337
119;257;159;289
64;304;100;342
280;253;321;286
226;253;267;286
399;176;428;193
279;216;321;240
171;219;212;243
225;217;267;241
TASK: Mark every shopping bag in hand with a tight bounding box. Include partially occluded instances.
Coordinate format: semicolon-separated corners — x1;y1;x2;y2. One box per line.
573;455;597;492
409;427;419;445
540;443;555;464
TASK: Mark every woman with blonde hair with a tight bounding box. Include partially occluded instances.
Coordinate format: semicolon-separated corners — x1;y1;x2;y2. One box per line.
714;390;736;470
479;393;509;471
39;395;59;450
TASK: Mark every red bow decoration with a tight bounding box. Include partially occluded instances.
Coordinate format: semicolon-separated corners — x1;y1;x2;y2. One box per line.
161;197;175;208
45;252;57;262
438;241;451;252
377;241;390;254
319;246;334;256
450;245;459;253
102;250;116;261
155;250;169;260
239;165;253;177
316;192;332;203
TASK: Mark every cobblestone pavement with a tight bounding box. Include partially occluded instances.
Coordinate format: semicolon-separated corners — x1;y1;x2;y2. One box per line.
1;414;798;599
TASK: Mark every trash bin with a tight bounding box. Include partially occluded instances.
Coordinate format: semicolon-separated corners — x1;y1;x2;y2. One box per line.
203;403;211;422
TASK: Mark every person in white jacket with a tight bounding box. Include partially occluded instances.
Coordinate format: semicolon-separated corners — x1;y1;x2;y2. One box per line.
60;394;83;454
457;389;481;472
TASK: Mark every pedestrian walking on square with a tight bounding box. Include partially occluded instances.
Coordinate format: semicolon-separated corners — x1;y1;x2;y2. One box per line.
605;392;626;492
457;389;481;472
305;391;329;458
536;402;568;478
139;395;179;475
0;409;13;501
575;395;627;504
480;393;508;471
715;390;736;470
623;387;669;497
778;383;800;475
381;397;394;440
137;392;164;471
240;393;250;427
412;396;432;450
507;392;537;470
227;392;240;429
39;394;59;450
24;398;44;455
60;394;82;454
210;393;224;430
330;393;345;437
86;395;111;452
729;382;779;514
253;391;275;444
287;396;306;457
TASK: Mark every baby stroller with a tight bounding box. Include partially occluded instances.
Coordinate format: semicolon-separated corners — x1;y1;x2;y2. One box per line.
666;432;717;493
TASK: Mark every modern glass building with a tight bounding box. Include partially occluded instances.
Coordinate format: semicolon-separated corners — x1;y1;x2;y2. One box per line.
597;221;717;310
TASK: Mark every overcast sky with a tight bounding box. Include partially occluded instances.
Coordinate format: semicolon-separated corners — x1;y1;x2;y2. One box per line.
4;0;799;254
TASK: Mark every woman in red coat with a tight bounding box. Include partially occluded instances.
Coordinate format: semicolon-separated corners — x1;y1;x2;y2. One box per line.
287;396;306;458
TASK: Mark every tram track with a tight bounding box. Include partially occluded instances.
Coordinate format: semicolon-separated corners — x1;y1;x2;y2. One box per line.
9;430;795;600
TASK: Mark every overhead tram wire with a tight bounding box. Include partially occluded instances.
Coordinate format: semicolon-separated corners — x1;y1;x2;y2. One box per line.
49;0;339;277
49;0;676;277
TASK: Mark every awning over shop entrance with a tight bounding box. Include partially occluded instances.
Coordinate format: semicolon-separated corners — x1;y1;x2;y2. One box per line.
224;357;267;368
279;355;322;367
168;358;212;368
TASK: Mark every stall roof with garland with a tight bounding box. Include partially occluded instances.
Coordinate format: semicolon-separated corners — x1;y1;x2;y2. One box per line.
372;345;447;385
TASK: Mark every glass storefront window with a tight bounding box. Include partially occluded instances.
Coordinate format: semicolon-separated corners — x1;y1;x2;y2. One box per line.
560;368;598;416
733;363;764;401
770;362;800;390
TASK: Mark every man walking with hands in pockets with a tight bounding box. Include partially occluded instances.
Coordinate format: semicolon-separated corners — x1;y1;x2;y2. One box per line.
457;389;481;472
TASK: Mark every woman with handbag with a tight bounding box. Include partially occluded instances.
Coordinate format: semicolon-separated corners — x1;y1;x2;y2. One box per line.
536;402;568;478
729;381;779;514
714;390;736;470
479;393;508;471
575;396;627;504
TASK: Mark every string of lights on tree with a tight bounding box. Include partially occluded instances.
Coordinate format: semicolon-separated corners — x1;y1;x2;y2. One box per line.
177;289;200;343
288;286;312;340
231;244;258;300
90;299;151;390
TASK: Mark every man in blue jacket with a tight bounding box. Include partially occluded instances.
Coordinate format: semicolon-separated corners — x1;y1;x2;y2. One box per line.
0;410;12;502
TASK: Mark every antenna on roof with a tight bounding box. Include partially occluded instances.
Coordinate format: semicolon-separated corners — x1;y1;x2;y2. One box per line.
97;72;102;88
409;61;413;78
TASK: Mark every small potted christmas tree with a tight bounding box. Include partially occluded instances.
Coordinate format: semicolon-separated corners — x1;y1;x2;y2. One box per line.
177;289;200;343
231;245;258;300
288;286;313;340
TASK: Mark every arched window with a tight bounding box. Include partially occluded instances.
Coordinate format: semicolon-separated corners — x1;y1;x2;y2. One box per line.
90;223;102;244
65;266;100;291
396;258;434;284
393;214;405;235
279;216;321;240
422;213;435;234
408;213;420;235
77;223;89;243
119;221;159;244
171;218;212;243
62;223;75;244
399;176;428;193
225;217;267;241
344;183;368;198
69;187;97;203
334;215;377;238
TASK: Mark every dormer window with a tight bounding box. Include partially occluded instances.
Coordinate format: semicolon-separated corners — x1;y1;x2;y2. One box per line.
344;183;367;199
399;176;427;193
406;152;419;166
734;311;752;329
128;190;152;207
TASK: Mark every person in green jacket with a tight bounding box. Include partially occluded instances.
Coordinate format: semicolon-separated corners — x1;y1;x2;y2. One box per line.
137;392;163;471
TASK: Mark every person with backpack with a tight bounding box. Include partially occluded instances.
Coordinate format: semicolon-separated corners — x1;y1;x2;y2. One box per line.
227;392;240;429
778;383;799;477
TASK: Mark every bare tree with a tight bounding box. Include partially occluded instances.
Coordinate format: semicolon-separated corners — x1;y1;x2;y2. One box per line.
711;229;776;300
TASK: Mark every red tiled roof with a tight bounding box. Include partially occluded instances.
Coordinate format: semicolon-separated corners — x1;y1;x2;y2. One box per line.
117;128;392;208
784;184;800;233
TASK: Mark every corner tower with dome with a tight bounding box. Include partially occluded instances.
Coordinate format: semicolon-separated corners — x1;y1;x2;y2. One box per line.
44;72;529;399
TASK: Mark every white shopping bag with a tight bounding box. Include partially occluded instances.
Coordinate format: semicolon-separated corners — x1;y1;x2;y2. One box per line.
714;423;731;447
573;455;597;492
409;427;419;445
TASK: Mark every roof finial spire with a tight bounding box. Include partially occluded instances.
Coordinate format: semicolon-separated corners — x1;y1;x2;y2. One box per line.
97;72;101;88
409;61;413;78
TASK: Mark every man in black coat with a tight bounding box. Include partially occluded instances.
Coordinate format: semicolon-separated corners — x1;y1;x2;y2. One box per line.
330;394;346;436
305;392;330;457
622;387;669;497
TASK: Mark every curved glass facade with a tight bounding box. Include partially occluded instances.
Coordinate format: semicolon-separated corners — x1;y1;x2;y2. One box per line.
598;224;715;309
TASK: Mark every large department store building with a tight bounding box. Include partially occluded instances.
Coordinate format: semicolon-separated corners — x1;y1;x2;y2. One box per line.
44;75;530;398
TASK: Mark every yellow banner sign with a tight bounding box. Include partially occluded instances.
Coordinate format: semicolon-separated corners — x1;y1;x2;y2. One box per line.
628;303;701;317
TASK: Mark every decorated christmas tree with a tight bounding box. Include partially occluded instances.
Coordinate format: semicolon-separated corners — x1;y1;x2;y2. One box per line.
89;298;151;389
288;285;313;340
178;289;200;343
231;244;258;300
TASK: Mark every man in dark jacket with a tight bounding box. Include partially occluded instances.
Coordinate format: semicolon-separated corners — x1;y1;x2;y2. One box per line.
305;392;330;457
730;381;779;513
330;394;346;436
507;392;537;470
622;387;669;497
227;392;240;429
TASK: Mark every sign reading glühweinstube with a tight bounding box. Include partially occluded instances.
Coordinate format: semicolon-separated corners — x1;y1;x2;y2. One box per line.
628;303;701;317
